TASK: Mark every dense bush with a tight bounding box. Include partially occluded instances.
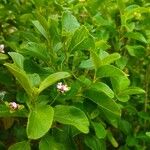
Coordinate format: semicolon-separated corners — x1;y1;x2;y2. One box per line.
0;0;150;149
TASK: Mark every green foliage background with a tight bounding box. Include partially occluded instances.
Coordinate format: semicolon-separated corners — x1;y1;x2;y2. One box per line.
0;0;150;149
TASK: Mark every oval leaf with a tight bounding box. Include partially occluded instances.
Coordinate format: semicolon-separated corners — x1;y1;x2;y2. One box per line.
27;105;54;139
4;63;33;96
92;122;107;139
62;11;80;33
38;72;71;94
8;141;31;150
91;82;114;98
54;105;89;133
84;90;121;117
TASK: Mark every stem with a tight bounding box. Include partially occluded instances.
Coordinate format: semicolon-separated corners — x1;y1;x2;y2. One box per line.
50;93;60;105
144;65;150;127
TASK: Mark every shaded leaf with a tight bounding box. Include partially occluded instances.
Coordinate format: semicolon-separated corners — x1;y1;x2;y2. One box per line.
8;141;31;150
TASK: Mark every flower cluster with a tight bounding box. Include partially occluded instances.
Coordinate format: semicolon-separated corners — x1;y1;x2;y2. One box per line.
57;82;70;93
0;44;5;53
9;102;18;111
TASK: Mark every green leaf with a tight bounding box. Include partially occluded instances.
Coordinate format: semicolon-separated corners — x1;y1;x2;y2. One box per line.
4;63;33;96
84;90;121;117
102;53;121;65
92;122;106;139
32;20;49;41
62;11;80;34
28;73;41;87
96;65;130;90
54;105;89;133
38;72;71;94
84;135;106;150
27;105;54;139
107;130;118;148
39;134;65;150
21;42;50;61
0;53;9;60
91;82;114;98
126;45;146;57
68;26;95;53
125;32;147;43
118;119;132;135
146;132;150;137
119;87;145;95
8;52;25;69
79;59;93;69
96;65;127;78
8;141;31;150
90;50;102;70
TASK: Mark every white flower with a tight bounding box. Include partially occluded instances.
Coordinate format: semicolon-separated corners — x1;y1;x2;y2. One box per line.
0;44;5;53
9;102;18;110
57;82;63;90
57;82;70;93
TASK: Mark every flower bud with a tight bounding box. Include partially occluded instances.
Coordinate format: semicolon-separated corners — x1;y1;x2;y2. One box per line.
0;44;5;53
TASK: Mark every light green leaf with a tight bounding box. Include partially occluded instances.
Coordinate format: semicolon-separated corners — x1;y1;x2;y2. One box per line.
92;122;106;139
79;59;93;69
146;132;150;137
32;20;49;41
8;52;25;69
28;73;41;87
126;45;146;57
39;134;65;150
4;63;33;96
8;141;31;150
96;65;127;78
54;105;89;133
91;82;114;98
102;53;121;65
62;11;80;33
27;105;54;139
120;87;145;95
68;26;95;53
90;50;102;70
97;65;130;90
85;90;121;117
0;53;9;60
107;130;118;148
125;32;147;43
38;72;71;94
